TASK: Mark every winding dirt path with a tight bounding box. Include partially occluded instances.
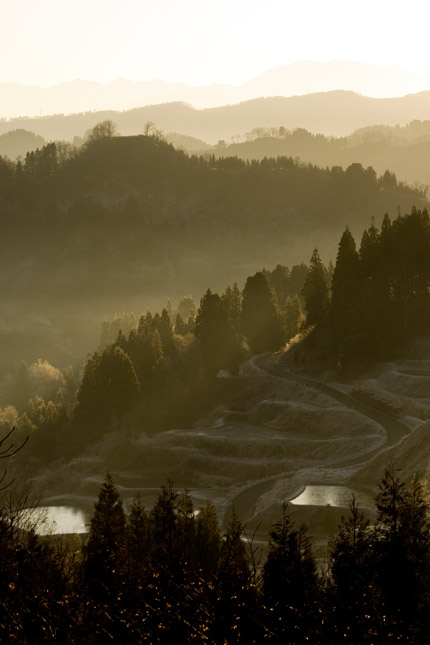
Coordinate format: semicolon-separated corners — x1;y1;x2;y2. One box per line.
231;358;410;521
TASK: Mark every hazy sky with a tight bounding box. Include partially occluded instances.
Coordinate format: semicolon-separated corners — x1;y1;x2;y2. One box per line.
2;0;430;86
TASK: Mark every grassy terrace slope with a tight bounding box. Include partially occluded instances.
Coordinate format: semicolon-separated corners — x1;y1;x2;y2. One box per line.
17;344;430;545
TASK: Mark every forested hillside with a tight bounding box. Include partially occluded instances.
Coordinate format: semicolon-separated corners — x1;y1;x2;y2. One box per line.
299;206;430;367
0;125;425;382
4;133;430;644
213;122;430;188
0;128;424;317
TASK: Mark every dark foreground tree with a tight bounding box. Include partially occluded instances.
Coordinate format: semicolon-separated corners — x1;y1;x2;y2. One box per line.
373;464;430;641
81;472;129;643
210;510;261;643
263;503;318;642
328;495;377;642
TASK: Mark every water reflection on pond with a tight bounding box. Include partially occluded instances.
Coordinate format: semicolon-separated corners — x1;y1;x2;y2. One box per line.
19;506;89;535
291;485;373;508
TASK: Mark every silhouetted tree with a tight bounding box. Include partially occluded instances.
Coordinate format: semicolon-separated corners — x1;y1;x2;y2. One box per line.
241;272;284;353
82;473;128;641
158;308;177;358
263;503;317;642
331;227;362;359
301;249;330;327
196;500;222;579
85;120;118;143
328;495;377;642
210;510;258;643
195;289;241;376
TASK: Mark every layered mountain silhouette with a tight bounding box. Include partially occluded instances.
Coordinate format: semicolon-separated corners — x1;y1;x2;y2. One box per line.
1;60;430;118
4;91;430;144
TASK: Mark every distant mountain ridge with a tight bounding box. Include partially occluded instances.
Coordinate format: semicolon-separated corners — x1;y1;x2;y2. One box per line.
4;91;430;144
1;60;430;118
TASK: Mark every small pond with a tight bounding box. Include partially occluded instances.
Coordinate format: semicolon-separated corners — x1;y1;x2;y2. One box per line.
290;485;373;508
19;506;89;535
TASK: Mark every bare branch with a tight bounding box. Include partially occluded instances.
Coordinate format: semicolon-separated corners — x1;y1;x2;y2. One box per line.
0;428;28;459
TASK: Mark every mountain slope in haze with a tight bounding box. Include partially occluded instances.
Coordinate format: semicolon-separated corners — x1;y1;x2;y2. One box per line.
1;61;430;117
5;91;430;144
211;125;430;188
0;129;46;159
0;134;426;324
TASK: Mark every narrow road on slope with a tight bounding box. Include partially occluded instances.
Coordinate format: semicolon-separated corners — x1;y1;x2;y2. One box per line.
231;358;410;521
268;362;408;450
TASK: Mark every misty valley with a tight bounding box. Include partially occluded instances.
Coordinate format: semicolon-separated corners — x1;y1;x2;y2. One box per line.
2;115;430;642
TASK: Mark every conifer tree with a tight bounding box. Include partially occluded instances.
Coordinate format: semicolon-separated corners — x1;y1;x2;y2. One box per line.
328;495;376;641
82;473;128;640
301;249;330;327
210;510;258;643
331;227;362;358
114;328;128;353
84;473;127;591
196;289;241;376
103;345;140;420
196;500;222;579
127;494;151;572
358;220;393;355
222;282;242;331
178;295;196;321
267;264;290;309
373;466;430;640
158;308;177;357
176;489;196;570
241;272;284;353
150;481;178;575
174;312;188;335
284;294;304;340
263;503;317;642
75;351;103;425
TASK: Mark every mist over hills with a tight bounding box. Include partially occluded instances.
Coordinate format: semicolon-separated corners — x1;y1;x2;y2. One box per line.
1;61;430;118
209;124;430;189
5;91;430;145
0;133;425;369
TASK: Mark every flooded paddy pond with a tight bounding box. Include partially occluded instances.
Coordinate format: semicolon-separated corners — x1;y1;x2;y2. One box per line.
290;485;373;508
19;506;89;535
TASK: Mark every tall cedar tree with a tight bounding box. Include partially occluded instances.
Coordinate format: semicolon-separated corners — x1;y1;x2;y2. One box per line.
359;219;393;356
195;289;241;376
284;294;304;340
82;473;129;642
241;272;284;353
301;248;330;327
328;495;377;642
210;510;261;643
331;227;362;358
263;503;317;643
374;465;430;640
